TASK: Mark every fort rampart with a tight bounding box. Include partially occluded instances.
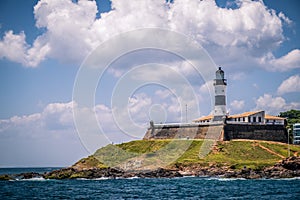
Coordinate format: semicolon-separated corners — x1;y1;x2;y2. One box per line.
143;123;288;143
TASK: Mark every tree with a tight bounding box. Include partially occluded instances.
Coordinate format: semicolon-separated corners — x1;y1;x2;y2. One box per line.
279;110;300;126
279;110;300;144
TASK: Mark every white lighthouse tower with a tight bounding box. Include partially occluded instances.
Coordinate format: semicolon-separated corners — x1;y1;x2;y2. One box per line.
213;67;227;122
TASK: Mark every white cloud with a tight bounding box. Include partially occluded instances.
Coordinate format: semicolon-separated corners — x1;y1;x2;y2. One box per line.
0;101;76;132
259;49;300;72
230;72;247;81
277;75;300;95
0;100;134;163
254;94;300;115
0;0;295;72
155;89;173;100
230;100;245;112
0;101;119;137
0;31;47;67
128;93;152;116
199;80;214;94
0;101;88;166
278;12;292;25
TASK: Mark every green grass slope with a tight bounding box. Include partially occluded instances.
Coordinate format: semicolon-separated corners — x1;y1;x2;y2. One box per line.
74;139;300;171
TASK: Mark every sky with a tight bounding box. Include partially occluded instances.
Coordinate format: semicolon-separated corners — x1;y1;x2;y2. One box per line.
0;0;300;167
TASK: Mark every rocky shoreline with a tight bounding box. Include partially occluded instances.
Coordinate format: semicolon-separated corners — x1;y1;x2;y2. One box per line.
1;157;300;181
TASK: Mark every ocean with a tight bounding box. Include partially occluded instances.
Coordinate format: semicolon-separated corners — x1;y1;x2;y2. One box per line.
0;168;300;199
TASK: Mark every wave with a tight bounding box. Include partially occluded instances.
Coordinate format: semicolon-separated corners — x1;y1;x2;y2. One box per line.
200;177;247;181
19;177;47;181
215;178;247;181
267;177;300;181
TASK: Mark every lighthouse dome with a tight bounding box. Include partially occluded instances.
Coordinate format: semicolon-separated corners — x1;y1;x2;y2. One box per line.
216;67;224;79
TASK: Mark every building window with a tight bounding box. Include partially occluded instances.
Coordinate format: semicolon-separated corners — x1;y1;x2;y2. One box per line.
258;117;262;122
243;117;245;122
253;117;256;122
238;118;240;122
248;117;251;122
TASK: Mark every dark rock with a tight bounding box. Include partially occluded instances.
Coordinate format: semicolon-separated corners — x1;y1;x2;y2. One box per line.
280;156;300;170
2;156;300;181
129;168;183;178
18;172;42;179
43;168;76;179
0;174;13;181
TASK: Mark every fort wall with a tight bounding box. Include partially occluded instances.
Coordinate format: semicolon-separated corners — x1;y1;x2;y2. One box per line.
224;124;287;143
143;124;224;140
143;123;288;143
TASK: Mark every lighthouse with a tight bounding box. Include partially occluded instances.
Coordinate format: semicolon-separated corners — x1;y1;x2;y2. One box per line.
213;67;227;122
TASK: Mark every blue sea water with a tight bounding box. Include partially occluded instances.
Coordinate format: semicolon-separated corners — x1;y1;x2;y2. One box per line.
0;168;300;199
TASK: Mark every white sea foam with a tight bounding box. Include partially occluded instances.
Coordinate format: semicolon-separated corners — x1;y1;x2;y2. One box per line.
76;178;89;180
76;177;111;180
217;178;247;181
203;177;246;181
271;177;300;181
126;176;140;179
21;177;46;181
93;177;110;180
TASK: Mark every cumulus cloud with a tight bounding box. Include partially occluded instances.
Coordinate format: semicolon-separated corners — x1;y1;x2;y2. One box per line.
277;75;300;95
254;94;300;115
128;93;152;120
0;102;76;133
230;100;245;112
0;0;296;72
199;80;214;94
0;101;111;135
260;49;300;71
0;31;49;67
0;101;87;166
0;101;123;156
0;89;194;142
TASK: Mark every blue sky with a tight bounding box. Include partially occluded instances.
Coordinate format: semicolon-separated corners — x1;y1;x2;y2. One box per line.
0;0;300;167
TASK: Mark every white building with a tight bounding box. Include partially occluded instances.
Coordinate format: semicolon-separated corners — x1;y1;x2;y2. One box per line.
194;111;285;125
227;111;265;124
293;123;300;145
265;114;286;125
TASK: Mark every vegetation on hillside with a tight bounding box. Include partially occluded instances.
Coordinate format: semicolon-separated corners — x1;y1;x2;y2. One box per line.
75;139;300;171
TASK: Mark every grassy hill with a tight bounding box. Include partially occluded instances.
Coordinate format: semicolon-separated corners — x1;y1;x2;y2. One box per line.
73;139;300;171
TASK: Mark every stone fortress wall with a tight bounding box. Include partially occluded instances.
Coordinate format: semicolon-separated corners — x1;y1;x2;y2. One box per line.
224;124;287;143
143;123;288;143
